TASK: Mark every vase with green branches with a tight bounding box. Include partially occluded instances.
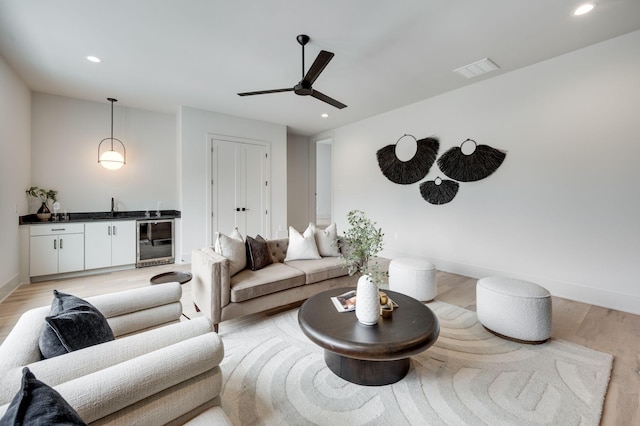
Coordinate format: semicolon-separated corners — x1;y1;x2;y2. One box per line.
26;186;58;220
340;209;386;325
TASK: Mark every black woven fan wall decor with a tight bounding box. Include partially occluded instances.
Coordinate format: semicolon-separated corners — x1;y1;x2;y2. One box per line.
419;177;459;205
376;135;439;185
437;139;506;182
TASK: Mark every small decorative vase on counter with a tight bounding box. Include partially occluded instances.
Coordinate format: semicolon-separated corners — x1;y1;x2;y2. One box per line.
36;202;51;221
356;275;379;325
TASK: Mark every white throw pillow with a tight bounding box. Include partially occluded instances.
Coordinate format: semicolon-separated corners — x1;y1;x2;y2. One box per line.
310;222;340;257
284;225;321;261
214;227;246;276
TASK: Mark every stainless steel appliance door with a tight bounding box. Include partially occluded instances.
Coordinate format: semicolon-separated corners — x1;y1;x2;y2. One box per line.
137;219;175;267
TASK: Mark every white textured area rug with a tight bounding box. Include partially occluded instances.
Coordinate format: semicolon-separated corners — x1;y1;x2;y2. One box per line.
218;301;612;426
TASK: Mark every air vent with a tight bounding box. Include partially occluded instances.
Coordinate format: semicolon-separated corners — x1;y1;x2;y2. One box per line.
453;58;500;79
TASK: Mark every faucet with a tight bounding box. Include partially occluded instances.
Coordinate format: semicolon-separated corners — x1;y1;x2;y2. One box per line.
111;197;115;217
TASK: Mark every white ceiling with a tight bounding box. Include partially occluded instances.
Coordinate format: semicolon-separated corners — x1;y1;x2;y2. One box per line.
1;0;639;136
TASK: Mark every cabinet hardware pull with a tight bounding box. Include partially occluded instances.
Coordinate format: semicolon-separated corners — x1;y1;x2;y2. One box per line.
60;239;63;249
53;239;57;250
113;226;117;235
52;228;65;231
108;226;112;236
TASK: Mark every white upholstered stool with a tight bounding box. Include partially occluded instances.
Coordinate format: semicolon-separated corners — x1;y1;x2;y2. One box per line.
388;258;437;302
476;277;552;343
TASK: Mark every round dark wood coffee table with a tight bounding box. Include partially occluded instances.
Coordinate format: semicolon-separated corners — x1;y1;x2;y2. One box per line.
298;287;440;386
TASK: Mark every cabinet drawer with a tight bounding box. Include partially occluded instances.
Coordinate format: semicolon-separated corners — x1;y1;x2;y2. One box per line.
30;223;84;236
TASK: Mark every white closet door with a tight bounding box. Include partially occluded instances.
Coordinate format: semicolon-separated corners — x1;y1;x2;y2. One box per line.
212;139;268;239
243;143;267;238
214;140;240;236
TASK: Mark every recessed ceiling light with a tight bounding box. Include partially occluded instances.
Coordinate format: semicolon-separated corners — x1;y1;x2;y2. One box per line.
321;113;329;118
574;3;596;16
86;56;101;63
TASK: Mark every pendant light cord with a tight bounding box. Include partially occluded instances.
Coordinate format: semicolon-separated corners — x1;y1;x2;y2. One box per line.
107;98;117;150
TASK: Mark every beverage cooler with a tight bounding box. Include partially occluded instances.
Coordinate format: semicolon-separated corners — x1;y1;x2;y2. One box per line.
136;219;175;267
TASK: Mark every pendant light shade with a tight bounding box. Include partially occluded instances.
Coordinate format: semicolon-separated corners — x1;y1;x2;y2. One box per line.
98;98;126;170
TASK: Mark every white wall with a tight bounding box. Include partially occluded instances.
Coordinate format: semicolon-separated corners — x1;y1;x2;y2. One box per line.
287;133;311;232
331;30;640;314
0;54;31;300
179;106;287;261
31;93;177;213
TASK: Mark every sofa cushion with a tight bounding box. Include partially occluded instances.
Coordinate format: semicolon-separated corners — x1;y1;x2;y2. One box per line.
285;257;349;284
0;367;86;426
311;223;340;257
230;263;305;303
246;235;273;271
39;290;114;359
284;226;321;261
214;228;246;276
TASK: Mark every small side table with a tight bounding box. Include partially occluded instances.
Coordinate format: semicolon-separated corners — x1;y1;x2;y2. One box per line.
150;271;193;319
150;271;192;285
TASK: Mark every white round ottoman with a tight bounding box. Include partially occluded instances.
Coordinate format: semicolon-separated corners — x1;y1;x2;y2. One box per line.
476;277;552;343
388;258;437;302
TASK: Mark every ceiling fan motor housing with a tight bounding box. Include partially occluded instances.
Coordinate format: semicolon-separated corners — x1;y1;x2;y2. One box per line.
294;80;313;95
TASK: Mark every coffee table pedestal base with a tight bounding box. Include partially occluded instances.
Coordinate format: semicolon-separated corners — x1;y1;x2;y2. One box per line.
324;351;410;386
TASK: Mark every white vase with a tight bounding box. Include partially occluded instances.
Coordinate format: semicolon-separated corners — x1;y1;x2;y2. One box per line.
356;275;379;325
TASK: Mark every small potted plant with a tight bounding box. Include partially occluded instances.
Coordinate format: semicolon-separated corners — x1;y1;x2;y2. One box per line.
340;210;386;325
26;186;58;221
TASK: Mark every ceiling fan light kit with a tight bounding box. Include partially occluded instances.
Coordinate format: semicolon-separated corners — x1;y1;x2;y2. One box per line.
238;34;347;109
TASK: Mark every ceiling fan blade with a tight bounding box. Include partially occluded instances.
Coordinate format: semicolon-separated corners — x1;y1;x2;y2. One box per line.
311;90;347;109
238;88;294;96
304;50;334;85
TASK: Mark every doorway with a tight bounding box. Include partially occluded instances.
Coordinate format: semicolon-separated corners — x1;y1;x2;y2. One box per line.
315;138;332;226
210;137;270;241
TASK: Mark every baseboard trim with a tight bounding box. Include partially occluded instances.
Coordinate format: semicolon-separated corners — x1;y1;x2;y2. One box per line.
440;259;640;316
0;274;21;304
381;250;640;316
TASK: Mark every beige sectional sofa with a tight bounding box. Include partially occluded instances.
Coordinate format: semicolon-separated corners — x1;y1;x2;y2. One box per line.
191;237;361;330
0;282;231;425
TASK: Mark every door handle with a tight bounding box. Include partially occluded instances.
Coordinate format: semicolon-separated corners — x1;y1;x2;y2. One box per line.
108;225;112;236
113;225;117;235
53;239;57;250
60;238;63;249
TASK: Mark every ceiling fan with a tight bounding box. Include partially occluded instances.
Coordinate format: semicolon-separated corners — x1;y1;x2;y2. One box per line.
237;34;347;109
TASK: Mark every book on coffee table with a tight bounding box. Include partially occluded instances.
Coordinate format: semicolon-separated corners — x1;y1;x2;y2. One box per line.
331;290;357;312
331;290;398;313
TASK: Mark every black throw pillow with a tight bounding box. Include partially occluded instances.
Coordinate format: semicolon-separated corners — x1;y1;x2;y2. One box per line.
0;367;86;426
39;290;115;359
246;235;273;271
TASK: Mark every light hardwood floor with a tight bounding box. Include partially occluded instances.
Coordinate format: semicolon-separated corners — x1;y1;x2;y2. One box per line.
1;266;638;425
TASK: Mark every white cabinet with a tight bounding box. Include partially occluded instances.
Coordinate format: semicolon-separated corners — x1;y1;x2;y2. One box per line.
30;224;85;277
212;138;268;238
85;221;136;270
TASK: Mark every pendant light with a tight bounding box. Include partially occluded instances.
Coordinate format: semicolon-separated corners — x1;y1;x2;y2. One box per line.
98;98;126;170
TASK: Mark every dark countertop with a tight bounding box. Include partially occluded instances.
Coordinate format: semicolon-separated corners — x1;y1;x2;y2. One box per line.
19;210;181;225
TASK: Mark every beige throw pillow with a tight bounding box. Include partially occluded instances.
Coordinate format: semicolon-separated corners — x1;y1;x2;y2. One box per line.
284;225;321;261
311;222;339;257
214;227;246;276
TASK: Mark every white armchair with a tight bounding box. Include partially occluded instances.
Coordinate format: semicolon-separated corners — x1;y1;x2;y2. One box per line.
0;282;231;425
